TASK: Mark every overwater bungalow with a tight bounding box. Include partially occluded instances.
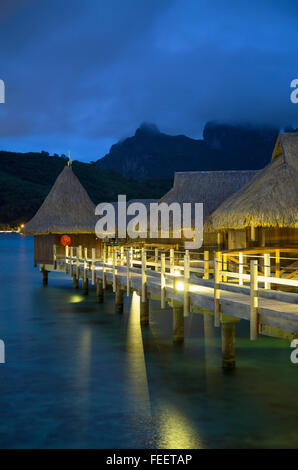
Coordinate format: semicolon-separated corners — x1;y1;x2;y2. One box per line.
156;170;258;250
206;132;298;251
22;163;100;270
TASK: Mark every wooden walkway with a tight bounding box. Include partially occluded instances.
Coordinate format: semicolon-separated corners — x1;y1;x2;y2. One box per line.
51;245;298;339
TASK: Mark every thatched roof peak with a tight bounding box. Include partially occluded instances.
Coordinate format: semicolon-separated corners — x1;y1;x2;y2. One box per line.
159;170;258;217
23;165;97;235
207;132;298;231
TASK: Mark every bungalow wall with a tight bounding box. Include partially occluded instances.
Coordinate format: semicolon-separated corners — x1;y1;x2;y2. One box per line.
223;227;298;251
34;234;103;266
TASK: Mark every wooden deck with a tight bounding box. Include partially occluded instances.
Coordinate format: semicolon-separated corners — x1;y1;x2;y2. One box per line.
50;244;298;339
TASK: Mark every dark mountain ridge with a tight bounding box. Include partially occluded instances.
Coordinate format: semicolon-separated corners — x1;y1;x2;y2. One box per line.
96;122;280;180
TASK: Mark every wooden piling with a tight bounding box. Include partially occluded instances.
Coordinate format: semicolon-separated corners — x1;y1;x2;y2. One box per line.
96;278;104;303
83;278;89;295
115;283;123;313
221;321;236;369
173;305;184;343
73;274;79;289
42;269;48;286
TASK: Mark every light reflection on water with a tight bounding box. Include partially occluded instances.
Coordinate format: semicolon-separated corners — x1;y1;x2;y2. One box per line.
0;234;297;449
125;292;151;417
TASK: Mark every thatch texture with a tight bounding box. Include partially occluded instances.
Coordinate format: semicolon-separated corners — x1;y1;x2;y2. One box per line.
159;170;258;218
23;166;97;234
207;133;298;231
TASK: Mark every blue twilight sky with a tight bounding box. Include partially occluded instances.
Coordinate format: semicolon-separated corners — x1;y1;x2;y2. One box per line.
0;0;297;162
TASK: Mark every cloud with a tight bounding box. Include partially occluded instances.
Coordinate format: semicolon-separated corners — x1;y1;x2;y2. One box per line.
0;0;297;161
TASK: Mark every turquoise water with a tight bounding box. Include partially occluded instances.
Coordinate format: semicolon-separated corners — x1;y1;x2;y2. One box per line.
0;233;297;449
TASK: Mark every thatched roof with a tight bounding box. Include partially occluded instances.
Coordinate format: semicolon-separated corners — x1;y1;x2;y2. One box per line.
23;165;97;235
206;132;298;231
159;170;258;217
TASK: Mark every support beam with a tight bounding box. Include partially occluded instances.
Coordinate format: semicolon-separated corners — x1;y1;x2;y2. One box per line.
115;284;123;314
140;289;149;326
73;274;79;289
42;269;48;286
96;278;104;303
82;278;89;295
221;321;236;370
173;305;184;343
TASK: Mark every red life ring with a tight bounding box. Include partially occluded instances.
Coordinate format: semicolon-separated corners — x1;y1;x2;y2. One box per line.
60;234;71;247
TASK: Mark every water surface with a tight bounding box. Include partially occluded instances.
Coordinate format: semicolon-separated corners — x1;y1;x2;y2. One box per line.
0;234;297;449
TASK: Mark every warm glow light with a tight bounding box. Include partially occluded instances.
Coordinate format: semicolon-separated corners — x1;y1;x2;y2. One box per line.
173;270;181;276
20;224;24;228
157;406;202;449
125;291;151;418
176;281;184;291
69;294;84;303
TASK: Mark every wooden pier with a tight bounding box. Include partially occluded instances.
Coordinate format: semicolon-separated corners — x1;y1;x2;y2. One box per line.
47;244;298;369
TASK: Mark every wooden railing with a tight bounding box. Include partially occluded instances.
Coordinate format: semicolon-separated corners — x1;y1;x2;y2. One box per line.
53;244;298;340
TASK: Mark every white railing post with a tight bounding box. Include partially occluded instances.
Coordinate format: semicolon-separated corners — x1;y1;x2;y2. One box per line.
65;245;69;274
155;248;159;272
214;257;221;327
170;248;174;274
77;246;82;279
53;244;57;270
91;248;96;285
70;247;74;277
264;253;271;290
223;253;228;282
203;250;209;280
120;246;124;266
275;249;280;278
250;259;259;340
161;253;166;309
126;248;132;296
239;252;243;286
141;247;147;302
84;247;88;283
184;250;190;317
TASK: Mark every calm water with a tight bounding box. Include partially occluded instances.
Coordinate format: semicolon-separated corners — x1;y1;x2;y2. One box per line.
0;233;297;449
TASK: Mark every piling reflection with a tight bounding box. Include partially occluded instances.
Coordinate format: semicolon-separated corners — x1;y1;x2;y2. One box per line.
125;292;151;417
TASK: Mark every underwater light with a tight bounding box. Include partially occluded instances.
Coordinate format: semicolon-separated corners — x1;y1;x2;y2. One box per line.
69;295;84;303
